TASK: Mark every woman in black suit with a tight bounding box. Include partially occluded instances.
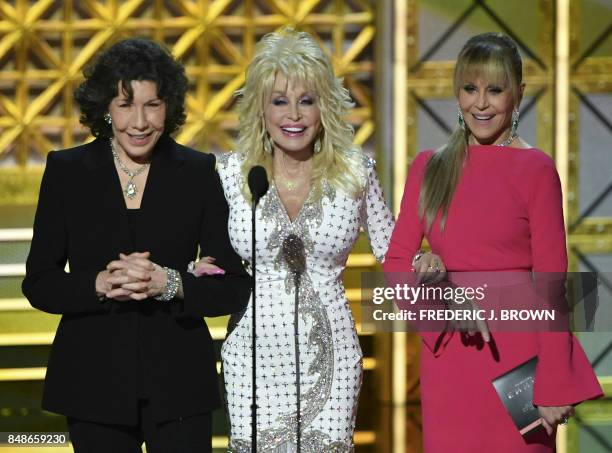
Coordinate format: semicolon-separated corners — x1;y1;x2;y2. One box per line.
22;38;250;453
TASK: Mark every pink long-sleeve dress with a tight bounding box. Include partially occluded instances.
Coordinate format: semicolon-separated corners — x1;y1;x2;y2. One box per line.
383;145;603;452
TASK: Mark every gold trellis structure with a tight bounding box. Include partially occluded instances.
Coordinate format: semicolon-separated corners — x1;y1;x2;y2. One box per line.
0;0;376;204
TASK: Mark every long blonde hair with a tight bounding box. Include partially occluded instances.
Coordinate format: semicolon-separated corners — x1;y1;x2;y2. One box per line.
235;28;366;200
419;32;523;231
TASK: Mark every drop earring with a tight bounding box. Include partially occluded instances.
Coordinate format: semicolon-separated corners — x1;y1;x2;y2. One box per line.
263;133;273;154
510;108;520;137
457;107;466;131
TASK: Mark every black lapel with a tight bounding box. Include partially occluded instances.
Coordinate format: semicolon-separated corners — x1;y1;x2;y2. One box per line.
83;137;131;253
82;135;185;255
136;135;186;253
140;134;185;212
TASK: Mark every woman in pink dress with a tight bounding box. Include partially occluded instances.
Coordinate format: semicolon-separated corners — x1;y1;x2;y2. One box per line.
384;32;603;452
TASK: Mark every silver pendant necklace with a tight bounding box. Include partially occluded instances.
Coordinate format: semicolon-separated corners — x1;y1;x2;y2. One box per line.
110;139;149;200
496;132;518;147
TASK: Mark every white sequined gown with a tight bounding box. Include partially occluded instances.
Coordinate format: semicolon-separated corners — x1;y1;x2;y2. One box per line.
217;152;393;452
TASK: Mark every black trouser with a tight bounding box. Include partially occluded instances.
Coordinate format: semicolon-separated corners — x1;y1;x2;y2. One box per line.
67;400;212;453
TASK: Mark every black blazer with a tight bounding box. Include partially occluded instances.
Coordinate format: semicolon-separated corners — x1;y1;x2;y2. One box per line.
22;136;251;425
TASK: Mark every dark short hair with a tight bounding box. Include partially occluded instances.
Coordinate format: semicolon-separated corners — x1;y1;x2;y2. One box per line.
75;38;188;137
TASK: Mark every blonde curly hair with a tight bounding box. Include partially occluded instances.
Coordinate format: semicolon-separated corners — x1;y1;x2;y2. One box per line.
235;28;366;200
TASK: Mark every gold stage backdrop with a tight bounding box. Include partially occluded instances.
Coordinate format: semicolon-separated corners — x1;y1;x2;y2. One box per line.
0;1;611;452
0;0;376;202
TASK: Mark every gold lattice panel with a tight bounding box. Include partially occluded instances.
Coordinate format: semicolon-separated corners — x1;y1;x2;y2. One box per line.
566;0;612;262
0;0;376;204
565;1;612;451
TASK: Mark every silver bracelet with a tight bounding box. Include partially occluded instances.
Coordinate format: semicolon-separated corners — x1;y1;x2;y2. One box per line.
187;261;196;275
154;267;181;302
412;249;426;268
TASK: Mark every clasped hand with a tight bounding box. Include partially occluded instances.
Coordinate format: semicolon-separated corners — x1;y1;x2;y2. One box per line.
96;252;167;301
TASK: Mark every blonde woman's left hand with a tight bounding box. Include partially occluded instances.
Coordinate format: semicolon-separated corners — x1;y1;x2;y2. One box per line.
190;256;226;277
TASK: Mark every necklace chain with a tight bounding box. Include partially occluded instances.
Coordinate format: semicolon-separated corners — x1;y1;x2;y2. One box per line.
496;132;518;147
277;154;308;192
110;139;149;200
